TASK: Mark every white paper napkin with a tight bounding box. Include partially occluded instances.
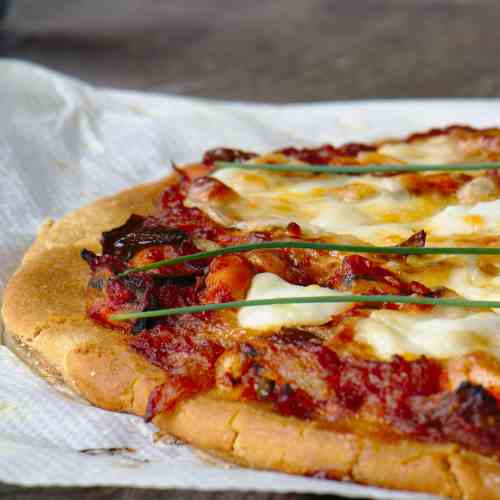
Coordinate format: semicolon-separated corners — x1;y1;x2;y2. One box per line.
2;59;500;498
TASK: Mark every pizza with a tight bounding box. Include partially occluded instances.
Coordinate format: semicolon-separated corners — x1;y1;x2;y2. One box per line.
4;125;500;499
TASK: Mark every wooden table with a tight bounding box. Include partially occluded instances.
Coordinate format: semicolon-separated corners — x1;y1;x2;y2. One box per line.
2;1;500;499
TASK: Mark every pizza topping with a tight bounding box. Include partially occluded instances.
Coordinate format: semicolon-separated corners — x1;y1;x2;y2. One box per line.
120;238;500;278
229;332;442;414
84;265;152;330
405;381;500;455
81;249;126;274
237;273;354;331
132;324;224;420
457;176;499;204
217;333;500;454
159;184;224;240
277;143;375;165
446;256;500;307
202;147;257;166
355;310;500;361
202;254;255;303
379;133;467;165
83;126;500;456
425;199;500;238
128;242;209;277
402;173;472;197
101;214;187;261
83;249;201;332
187;176;239;205
199;166;422;245
329;254;433;297
397;229;427;248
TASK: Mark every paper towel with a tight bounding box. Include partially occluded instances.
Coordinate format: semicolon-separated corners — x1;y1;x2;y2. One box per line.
3;59;500;497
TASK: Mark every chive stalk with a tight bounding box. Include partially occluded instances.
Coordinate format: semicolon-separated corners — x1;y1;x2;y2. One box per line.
119;241;500;276
110;294;500;321
215;161;500;175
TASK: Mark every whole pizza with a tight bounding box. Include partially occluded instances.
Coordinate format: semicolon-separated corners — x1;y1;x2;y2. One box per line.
4;125;500;499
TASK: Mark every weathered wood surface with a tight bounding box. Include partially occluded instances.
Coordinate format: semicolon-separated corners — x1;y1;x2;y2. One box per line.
3;0;500;101
0;485;351;500
1;1;499;498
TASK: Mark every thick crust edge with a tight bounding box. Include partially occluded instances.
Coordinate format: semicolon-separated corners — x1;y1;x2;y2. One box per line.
2;177;500;500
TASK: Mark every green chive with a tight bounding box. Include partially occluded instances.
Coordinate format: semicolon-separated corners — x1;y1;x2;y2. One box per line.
110;294;500;321
215;161;500;175
119;241;500;276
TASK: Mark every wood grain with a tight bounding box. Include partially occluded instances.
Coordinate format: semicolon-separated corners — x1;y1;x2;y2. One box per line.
3;0;500;101
0;0;498;499
0;485;345;500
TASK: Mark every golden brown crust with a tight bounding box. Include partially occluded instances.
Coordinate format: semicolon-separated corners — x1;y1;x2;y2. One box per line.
2;179;171;414
3;176;500;499
155;395;500;499
24;178;172;262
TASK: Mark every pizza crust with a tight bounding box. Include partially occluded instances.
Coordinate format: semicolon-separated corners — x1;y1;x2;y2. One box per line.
3;177;500;500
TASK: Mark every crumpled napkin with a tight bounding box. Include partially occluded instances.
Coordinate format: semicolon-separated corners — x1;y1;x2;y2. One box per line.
2;59;500;498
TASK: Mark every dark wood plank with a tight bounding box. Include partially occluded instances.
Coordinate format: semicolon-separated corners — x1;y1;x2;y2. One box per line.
0;485;364;500
0;1;495;499
2;0;500;102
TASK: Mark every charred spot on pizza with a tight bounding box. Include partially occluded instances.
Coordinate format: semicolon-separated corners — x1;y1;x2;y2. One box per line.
336;142;376;157
419;382;500;455
100;214;187;261
153;274;198;287
202;147;257;166
374;381;500;455
328;255;434;309
277;145;339;165
81;250;127;275
129;275;199;334
276;143;375;166
81;248;99;268
398;230;427;248
403;173;473;197
84;254;205;332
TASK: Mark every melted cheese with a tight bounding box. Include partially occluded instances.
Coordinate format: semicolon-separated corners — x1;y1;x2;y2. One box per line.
240;273;500;362
189;134;495;246
238;273;353;331
355;310;500;360
197;168;438;245
446;256;500;311
193;135;500;363
425;200;500;238
378;135;465;164
193;164;490;246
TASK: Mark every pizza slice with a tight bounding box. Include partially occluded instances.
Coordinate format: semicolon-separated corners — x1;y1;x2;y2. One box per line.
4;125;500;499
